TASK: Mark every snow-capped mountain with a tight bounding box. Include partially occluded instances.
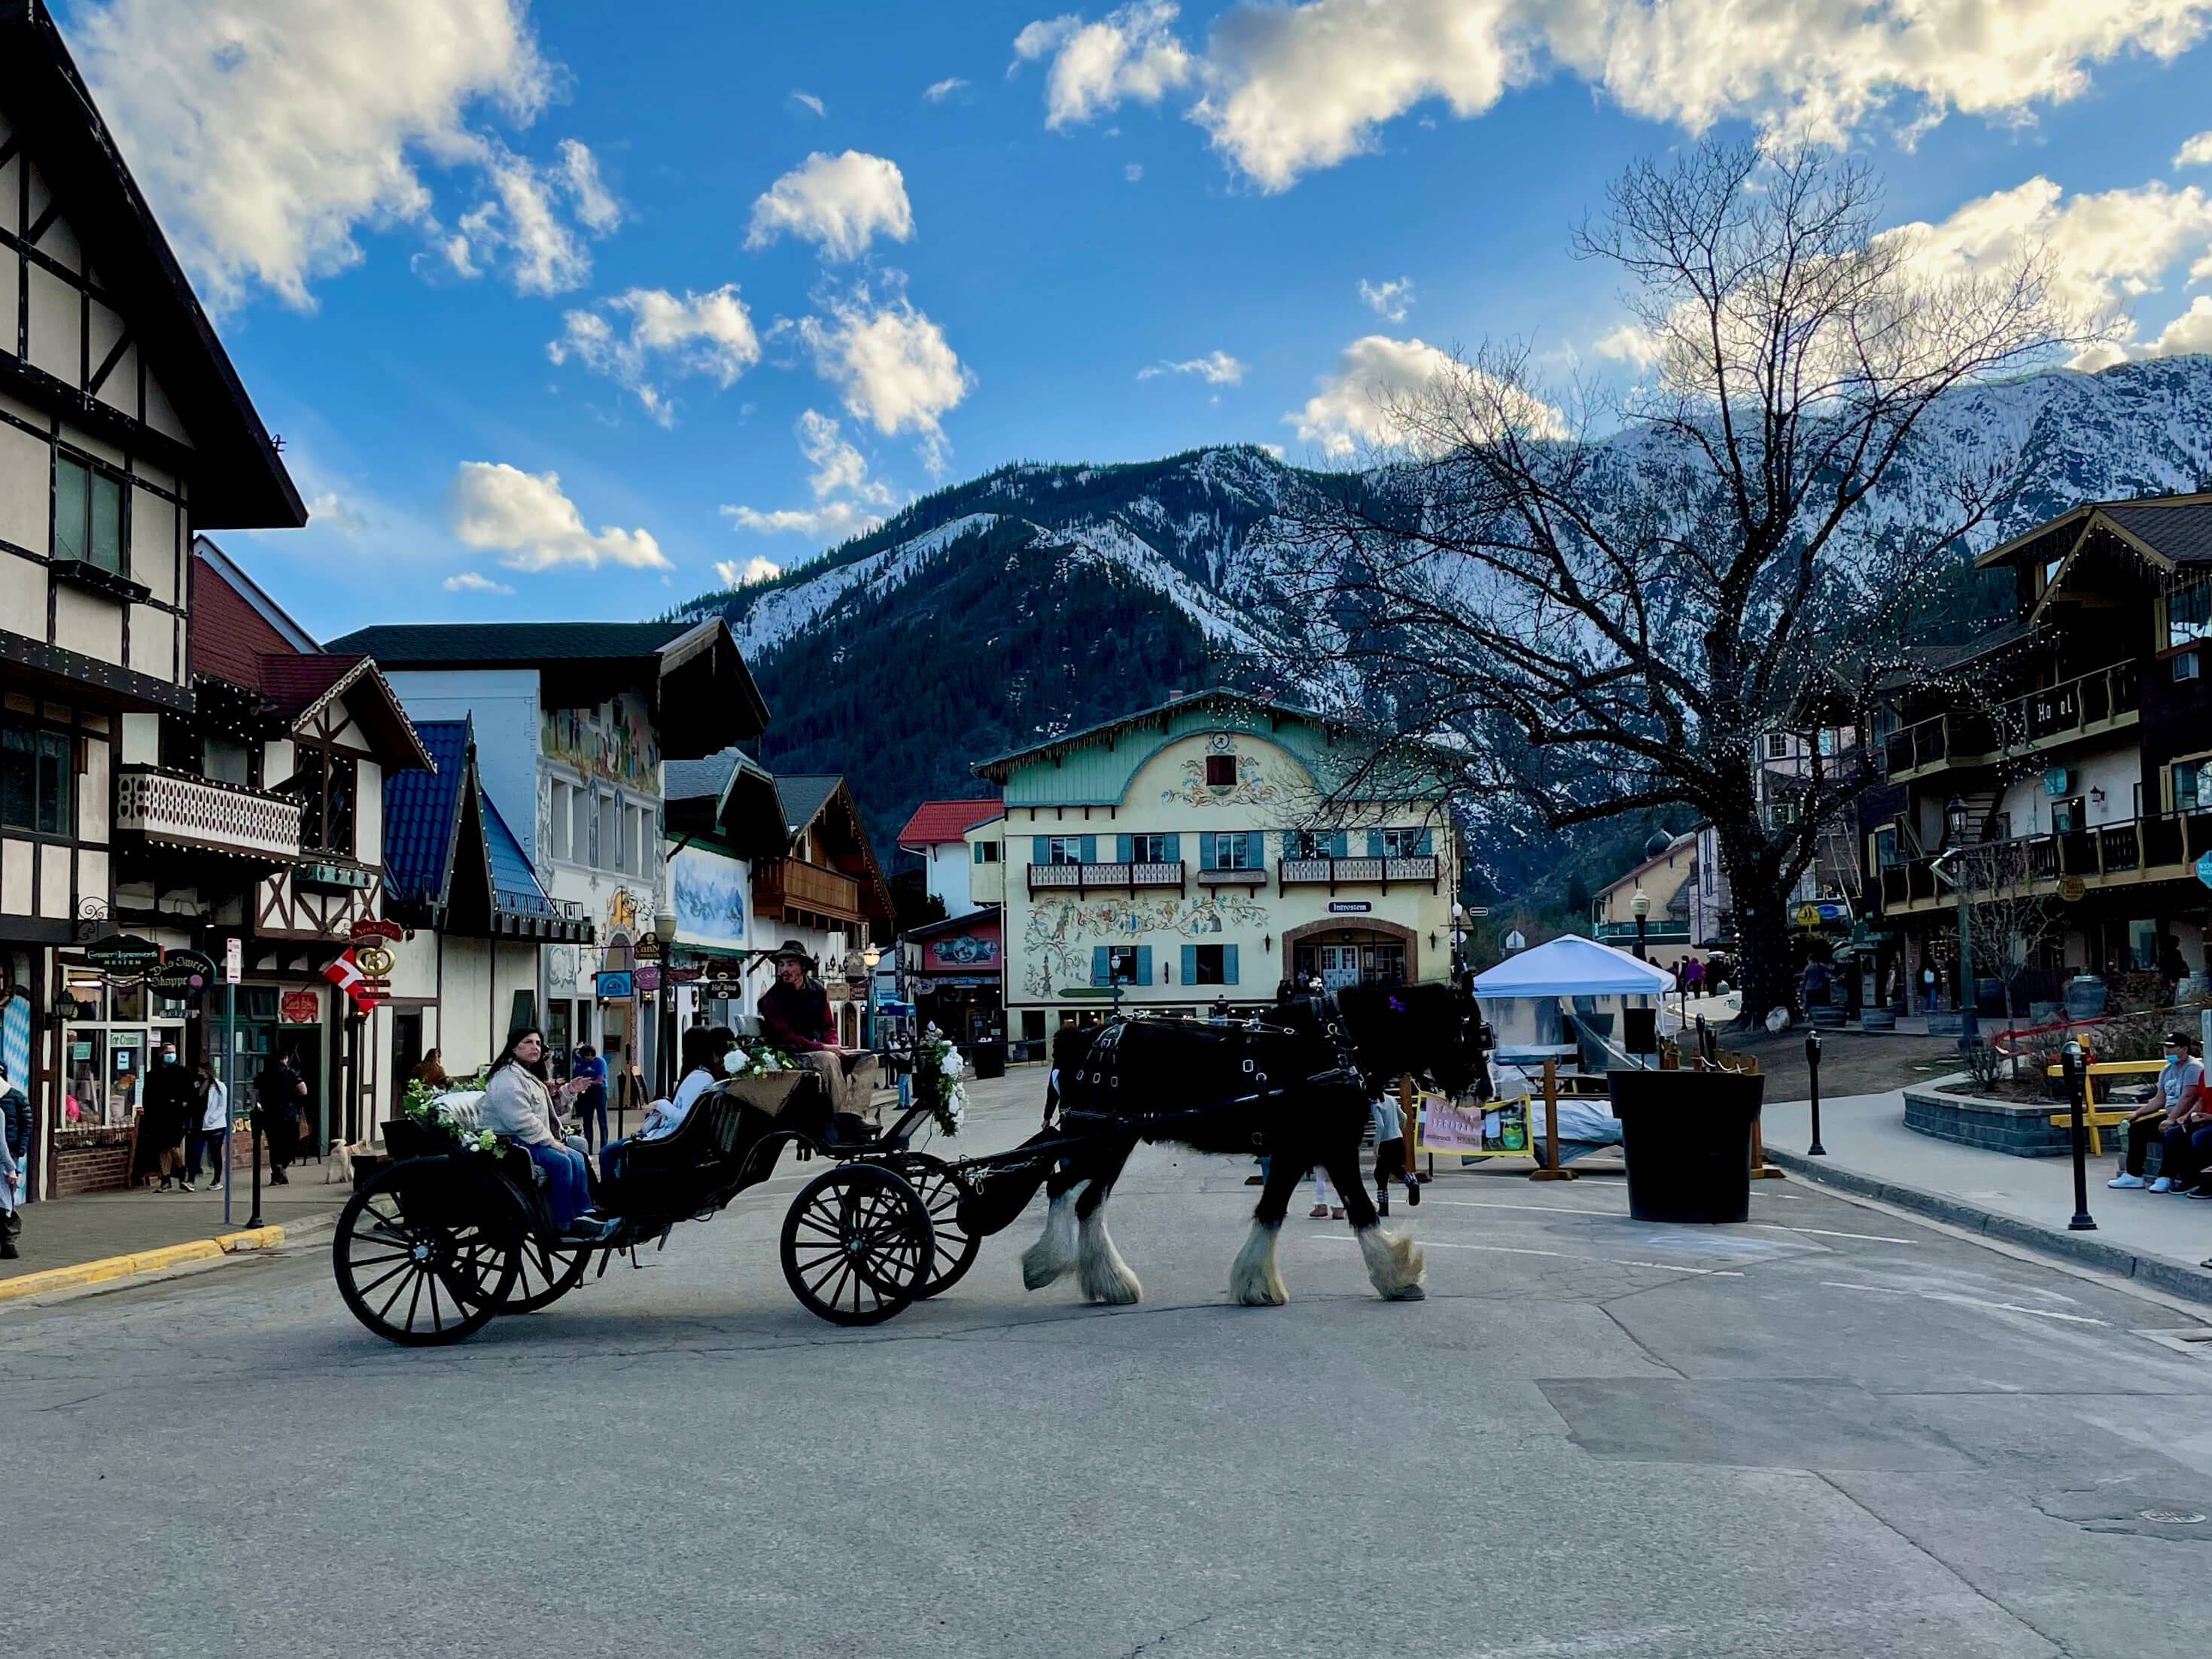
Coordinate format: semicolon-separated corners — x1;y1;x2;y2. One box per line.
679;356;2212;870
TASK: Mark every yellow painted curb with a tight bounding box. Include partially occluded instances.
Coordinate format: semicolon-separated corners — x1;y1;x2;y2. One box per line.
0;1224;289;1304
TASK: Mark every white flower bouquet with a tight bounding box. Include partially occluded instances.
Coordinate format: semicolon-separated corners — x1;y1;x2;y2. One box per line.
916;1028;967;1137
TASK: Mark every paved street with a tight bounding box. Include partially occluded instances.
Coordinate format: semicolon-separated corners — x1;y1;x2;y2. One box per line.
8;1071;2212;1659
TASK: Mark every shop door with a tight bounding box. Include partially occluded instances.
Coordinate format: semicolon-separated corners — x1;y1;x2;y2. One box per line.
1318;945;1361;992
391;1012;424;1113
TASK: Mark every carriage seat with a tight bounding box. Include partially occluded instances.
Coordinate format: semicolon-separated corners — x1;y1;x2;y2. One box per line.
427;1092;547;1187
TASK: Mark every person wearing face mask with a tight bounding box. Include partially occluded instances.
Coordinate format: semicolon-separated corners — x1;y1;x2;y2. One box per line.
2110;1032;2207;1192
137;1041;196;1192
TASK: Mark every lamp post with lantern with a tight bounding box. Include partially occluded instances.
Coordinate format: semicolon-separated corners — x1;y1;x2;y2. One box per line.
1630;889;1651;962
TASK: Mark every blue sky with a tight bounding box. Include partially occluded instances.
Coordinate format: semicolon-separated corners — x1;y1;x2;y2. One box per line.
56;0;2212;637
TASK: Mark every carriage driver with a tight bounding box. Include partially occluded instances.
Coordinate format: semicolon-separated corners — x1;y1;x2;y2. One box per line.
759;940;881;1144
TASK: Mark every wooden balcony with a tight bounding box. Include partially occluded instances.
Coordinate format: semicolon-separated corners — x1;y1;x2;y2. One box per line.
1277;855;1440;893
1027;860;1185;896
114;765;300;861
1875;808;2212;915
755;857;862;924
1882;659;2142;781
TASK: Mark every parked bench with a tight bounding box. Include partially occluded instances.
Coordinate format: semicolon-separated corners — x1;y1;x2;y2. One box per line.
2043;1057;2165;1156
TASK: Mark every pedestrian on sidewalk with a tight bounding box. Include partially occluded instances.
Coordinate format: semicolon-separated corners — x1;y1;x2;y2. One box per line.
569;1043;609;1149
136;1041;195;1192
255;1050;307;1185
0;1059;29;1259
2112;1033;2207;1192
190;1061;230;1186
412;1048;448;1089
1372;1094;1420;1217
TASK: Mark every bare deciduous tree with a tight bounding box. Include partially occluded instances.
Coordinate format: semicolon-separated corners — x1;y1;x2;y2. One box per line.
1273;138;2077;1021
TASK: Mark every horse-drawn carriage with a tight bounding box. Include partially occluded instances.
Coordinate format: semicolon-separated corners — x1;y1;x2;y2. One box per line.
331;984;1489;1346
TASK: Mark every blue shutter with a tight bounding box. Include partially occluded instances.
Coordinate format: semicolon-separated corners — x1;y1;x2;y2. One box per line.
1134;946;1153;985
1223;943;1240;985
1415;827;1434;855
1244;831;1264;869
1033;836;1049;863
1180;945;1197;984
1115;833;1132;863
1092;946;1111;986
1366;830;1383;857
1330;831;1349;857
1163;833;1180;862
1198;834;1217;870
1079;834;1097;863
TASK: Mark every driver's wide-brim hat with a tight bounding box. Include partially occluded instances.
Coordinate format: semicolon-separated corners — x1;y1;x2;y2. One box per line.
768;939;817;968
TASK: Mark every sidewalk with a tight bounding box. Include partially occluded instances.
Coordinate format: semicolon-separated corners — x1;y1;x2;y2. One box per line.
2;1170;347;1286
1761;1085;2212;1302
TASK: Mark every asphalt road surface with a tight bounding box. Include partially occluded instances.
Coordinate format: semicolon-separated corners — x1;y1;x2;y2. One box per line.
8;1074;2212;1659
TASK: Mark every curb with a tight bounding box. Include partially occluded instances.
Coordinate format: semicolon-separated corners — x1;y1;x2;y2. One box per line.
0;1213;336;1307
1763;1147;2212;1306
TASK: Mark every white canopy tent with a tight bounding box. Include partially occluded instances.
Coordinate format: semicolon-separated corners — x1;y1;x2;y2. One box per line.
1470;935;1676;998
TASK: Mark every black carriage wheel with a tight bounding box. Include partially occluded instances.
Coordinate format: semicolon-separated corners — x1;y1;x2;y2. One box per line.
494;1233;595;1314
332;1159;520;1347
882;1154;979;1299
779;1165;933;1327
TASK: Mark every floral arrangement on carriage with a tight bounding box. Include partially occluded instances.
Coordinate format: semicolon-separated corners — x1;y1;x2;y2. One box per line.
393;1076;501;1156
914;1026;967;1137
713;1040;811;1116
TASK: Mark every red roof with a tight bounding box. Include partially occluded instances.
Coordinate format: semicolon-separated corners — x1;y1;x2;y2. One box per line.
190;552;301;688
258;652;364;722
896;798;1002;848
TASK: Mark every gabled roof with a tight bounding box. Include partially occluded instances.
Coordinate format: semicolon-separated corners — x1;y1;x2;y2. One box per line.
193;538;318;655
663;747;788;862
321;617;770;756
0;2;302;528
383;719;471;907
765;772;894;929
896;799;1003;849
971;689;1330;780
258;652;434;772
1976;494;2212;571
775;775;843;835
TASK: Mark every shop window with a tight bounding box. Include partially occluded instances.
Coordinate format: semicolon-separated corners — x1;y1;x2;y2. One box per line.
54;453;127;575
1;721;75;837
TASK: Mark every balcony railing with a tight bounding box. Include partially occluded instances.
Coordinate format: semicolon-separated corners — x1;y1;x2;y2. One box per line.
1278;854;1441;892
1882;659;2143;780
1027;860;1186;896
756;857;862;921
114;765;301;860
1874;808;2212;911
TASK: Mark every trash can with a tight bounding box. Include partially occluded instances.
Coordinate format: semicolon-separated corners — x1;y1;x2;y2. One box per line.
1607;1069;1765;1224
969;1040;1006;1080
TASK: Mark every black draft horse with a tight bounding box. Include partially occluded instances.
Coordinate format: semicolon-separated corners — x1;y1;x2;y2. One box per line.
1018;983;1488;1307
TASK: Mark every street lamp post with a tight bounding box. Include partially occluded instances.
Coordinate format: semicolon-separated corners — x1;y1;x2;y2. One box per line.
1630;889;1650;963
1944;795;1979;1049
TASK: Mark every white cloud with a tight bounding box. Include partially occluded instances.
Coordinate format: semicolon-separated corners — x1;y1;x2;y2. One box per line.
1012;2;1196;129
1359;276;1414;321
1125;162;1145;182
1288;333;1565;457
1593;323;1660;370
446;462;671;571
747;151;916;261
925;77;972;101
791;90;827;116
1879;176;2212;367
1137;349;1246;383
714;556;784;586
2140;295;2212;355
443;571;516;593
722;410;896;542
2177;131;2212;169
798;288;973;467
548;285;760;424
72;0;623;309
999;0;2212;193
557;139;622;234
306;492;368;530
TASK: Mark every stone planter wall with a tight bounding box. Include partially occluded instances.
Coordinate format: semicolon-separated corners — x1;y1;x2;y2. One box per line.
1902;1079;2077;1158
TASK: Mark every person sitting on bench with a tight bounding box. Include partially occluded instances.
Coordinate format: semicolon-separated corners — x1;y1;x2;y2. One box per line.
601;1024;733;1179
759;940;878;1144
2111;1032;2206;1192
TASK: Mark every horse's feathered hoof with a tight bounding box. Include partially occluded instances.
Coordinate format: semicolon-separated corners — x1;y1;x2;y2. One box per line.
1021;1183;1084;1289
1078;1210;1143;1304
1229;1220;1288;1305
1358;1225;1425;1301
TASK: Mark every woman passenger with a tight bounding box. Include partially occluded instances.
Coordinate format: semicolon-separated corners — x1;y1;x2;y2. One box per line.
480;1028;609;1241
601;1025;732;1180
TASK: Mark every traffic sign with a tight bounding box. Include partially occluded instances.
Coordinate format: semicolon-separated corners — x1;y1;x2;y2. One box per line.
2198;850;2212;891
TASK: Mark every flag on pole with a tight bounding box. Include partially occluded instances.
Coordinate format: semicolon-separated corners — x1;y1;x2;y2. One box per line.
323;948;378;1015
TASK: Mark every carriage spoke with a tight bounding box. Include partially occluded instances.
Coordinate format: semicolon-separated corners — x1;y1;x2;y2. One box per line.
351;1259;415;1299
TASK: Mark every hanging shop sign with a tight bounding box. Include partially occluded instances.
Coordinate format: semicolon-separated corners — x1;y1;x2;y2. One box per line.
84;933;160;976
633;963;661;993
2058;875;2088;903
147;949;217;1000
349;918;404;944
633;935;664;961
595;970;634;1000
665;964;702;983
701;978;746;1002
279;990;321;1024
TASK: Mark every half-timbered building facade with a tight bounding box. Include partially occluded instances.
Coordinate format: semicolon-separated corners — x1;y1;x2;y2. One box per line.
1;3;305;1195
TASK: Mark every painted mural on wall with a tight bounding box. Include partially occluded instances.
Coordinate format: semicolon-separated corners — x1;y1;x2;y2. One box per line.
926;930;1000;970
1020;892;1270;997
673;846;748;954
1159;735;1282;809
542;689;659;790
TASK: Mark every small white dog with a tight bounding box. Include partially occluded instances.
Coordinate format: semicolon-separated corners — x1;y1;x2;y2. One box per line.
325;1139;374;1183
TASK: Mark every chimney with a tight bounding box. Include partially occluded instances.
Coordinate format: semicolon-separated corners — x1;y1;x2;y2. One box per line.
1167;689;1186;702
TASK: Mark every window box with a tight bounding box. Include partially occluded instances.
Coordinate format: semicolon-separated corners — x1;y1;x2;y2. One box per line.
48;558;151;606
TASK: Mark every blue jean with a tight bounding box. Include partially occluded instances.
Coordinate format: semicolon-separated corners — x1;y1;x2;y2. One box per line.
527;1141;593;1229
576;1090;609;1149
192;1129;228;1183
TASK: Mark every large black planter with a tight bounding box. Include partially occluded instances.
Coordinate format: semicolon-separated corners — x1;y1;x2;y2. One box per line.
969;1040;1007;1081
1608;1069;1766;1224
